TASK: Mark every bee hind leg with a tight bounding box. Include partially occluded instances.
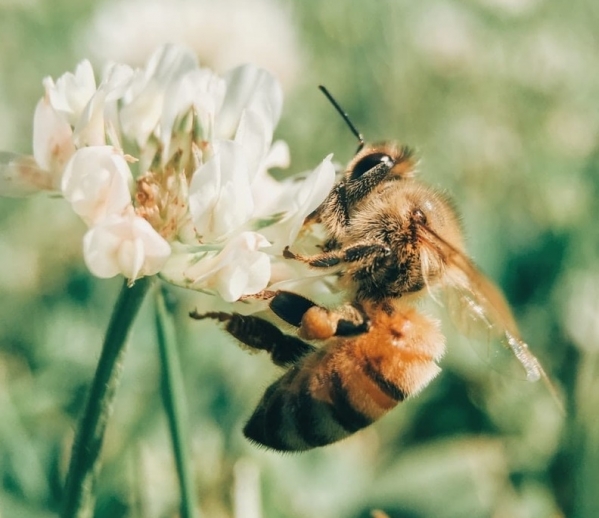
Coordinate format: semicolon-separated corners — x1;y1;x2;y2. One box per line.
190;310;315;367
189;310;231;322
270;291;370;341
270;291;317;327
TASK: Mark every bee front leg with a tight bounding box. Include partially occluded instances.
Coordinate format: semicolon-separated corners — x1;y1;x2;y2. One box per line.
284;240;391;268
315;160;394;237
344;159;394;205
190;310;315;367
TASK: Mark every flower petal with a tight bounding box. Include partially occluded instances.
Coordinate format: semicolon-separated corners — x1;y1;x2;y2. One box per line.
44;59;97;126
120;44;199;146
216;64;283;139
61;146;133;226
33;95;76;182
256;154;336;248
83;213;171;280
73;90;107;148
100;62;136;102
234;107;273;181
160;68;226;161
188;140;254;241
182;231;271;301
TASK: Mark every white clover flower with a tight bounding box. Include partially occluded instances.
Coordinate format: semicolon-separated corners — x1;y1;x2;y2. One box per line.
61;146;134;226
176;231;272;302
43;60;97;126
0;44;334;301
83;211;171;281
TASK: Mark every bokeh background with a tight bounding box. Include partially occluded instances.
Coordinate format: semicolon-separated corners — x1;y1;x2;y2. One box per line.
1;0;598;517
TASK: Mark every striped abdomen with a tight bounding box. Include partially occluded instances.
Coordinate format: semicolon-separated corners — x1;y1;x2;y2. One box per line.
243;306;445;451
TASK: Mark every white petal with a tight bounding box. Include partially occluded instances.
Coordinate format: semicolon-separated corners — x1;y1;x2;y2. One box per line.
44;59;97;125
234;108;272;181
188;140;254;241
100;62;135;101
216;65;283;139
73;90;107;147
120;44;198;146
182;231;271;301
33;95;76;181
83;213;171;280
83;221;123;278
129;216;172;276
143;44;199;84
191;69;227;139
249;140;291;216
160;68;226;160
61;146;133;226
214;250;271;302
258;154;336;248
117;236;146;280
293;154;336;220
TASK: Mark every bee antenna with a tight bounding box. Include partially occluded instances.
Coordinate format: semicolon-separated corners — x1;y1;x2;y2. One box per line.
318;85;365;154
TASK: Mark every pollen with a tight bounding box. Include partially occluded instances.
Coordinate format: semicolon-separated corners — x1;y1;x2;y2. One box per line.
135;169;188;241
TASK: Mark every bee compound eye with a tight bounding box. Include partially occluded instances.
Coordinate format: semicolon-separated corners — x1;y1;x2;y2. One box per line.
350;153;394;180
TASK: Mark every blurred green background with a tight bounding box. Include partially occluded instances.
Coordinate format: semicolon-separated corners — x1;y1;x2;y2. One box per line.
1;0;598;517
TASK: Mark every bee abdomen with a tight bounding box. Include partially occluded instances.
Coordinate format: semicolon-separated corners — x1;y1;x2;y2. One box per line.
361;359;408;402
243;368;373;452
328;370;375;433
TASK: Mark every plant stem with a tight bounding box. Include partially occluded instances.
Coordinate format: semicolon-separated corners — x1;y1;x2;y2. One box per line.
62;276;153;518
154;286;199;518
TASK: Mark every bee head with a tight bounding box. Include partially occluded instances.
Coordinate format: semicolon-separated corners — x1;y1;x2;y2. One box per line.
347;143;416;182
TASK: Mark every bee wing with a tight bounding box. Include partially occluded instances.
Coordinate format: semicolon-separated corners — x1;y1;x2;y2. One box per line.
0;152;53;196
418;225;543;383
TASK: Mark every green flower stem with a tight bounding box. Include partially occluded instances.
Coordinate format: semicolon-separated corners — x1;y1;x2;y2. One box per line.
154;286;199;518
62;276;153;518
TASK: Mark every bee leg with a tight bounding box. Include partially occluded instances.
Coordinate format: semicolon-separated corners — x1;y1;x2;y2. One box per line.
269;291;370;339
190;310;315;367
320;237;340;252
238;289;278;301
314;160;394;234
344;159;395;205
298;303;370;340
270;291;317;327
284;240;390;269
331;303;370;336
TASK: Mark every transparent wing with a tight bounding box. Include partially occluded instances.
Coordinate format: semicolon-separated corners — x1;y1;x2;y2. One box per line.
0;152;53;196
418;224;543;382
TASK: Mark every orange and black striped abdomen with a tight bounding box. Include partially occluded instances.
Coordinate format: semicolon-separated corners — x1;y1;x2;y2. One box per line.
243;305;446;452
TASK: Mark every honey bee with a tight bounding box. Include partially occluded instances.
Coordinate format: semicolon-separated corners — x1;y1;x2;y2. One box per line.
190;87;552;451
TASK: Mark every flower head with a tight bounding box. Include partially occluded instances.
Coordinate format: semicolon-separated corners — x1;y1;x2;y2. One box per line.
0;44;334;302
